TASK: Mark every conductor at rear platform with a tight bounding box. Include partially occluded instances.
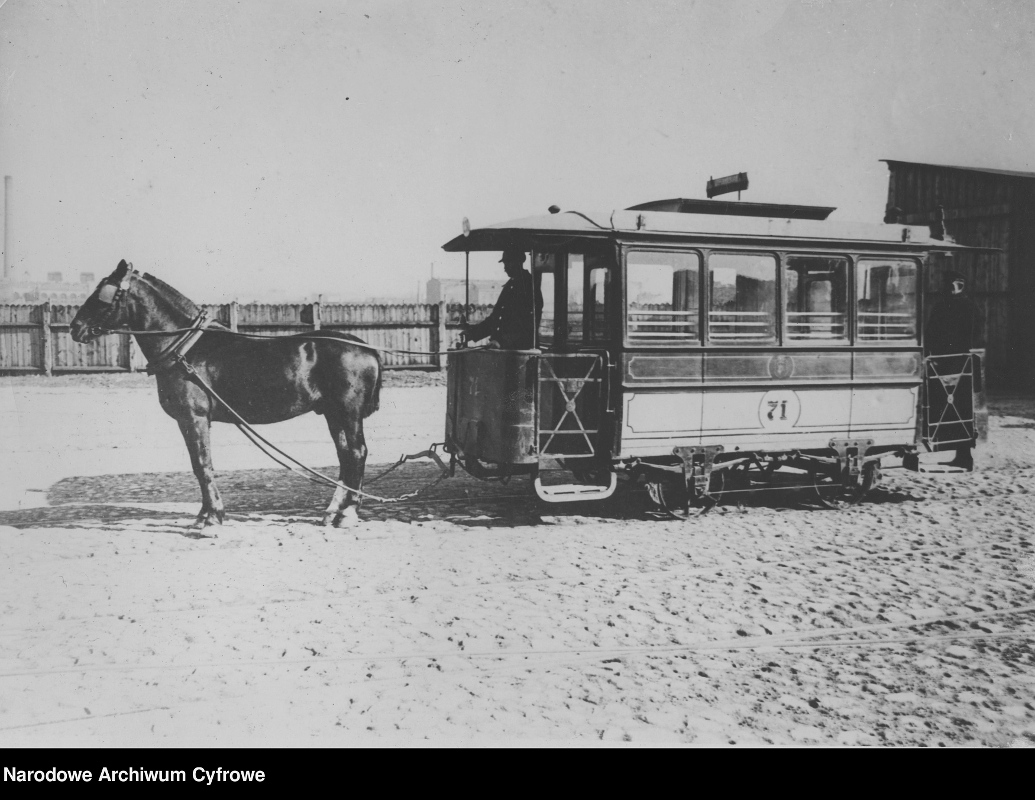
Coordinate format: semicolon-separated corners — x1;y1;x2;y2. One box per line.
925;271;980;357
924;270;982;470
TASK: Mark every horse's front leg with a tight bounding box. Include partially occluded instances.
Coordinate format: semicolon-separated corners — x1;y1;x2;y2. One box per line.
176;415;224;529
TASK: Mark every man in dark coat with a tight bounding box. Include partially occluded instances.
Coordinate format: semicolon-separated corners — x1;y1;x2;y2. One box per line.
925;271;979;356
924;271;981;469
460;250;543;350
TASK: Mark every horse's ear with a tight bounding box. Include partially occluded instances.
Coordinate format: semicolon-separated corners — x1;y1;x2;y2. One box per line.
109;259;131;282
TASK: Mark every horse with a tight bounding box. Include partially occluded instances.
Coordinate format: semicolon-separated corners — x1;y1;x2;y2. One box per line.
70;260;382;531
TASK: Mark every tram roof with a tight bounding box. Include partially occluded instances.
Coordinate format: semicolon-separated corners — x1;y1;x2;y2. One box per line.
441;207;976;254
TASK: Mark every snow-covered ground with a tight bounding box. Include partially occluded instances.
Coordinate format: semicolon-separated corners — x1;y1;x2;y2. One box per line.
0;376;1032;746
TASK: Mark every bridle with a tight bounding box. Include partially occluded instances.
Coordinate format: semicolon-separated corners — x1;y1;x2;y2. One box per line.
84;265;497;366
85;262;213;374
88;262;138;337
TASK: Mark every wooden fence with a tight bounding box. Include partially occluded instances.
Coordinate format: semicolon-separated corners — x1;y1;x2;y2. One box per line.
0;302;492;375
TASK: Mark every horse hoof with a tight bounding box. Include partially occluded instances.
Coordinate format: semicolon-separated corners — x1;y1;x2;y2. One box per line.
192;511;223;529
334;507;360;528
186;519;218;539
321;513;337;527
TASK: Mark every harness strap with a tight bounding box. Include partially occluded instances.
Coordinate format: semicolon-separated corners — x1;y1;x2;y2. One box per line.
145;311;215;376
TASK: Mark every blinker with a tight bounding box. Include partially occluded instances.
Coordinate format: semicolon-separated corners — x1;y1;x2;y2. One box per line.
97;284;118;304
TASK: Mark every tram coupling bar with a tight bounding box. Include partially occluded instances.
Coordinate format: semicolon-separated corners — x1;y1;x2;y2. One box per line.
673;445;724;499
828;438;875;480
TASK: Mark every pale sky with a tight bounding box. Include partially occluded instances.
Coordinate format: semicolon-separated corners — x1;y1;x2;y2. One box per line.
1;0;1033;301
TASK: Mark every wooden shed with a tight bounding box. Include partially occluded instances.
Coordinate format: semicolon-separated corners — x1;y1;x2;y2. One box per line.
883;159;1035;389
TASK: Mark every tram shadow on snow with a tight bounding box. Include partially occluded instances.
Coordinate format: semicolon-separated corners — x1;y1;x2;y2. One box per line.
0;461;924;532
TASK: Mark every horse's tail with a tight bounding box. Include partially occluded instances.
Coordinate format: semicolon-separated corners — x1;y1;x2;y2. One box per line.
363;353;383;418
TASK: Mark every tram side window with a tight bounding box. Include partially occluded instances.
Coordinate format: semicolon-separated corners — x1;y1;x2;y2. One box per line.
857;258;917;343
585;262;610;343
785;256;848;343
567;254;585;342
566;253;612;345
708;253;777;343
626;251;700;343
533;253;556;347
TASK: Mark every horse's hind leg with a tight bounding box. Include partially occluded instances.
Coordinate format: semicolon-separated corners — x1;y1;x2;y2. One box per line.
321;413;348;526
322;407;368;527
176;415;225;530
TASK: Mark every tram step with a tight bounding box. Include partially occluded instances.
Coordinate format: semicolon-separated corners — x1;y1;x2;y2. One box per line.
534;473;618;503
901;453;974;473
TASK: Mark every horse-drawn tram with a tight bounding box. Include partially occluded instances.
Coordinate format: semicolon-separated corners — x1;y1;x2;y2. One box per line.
442;198;987;517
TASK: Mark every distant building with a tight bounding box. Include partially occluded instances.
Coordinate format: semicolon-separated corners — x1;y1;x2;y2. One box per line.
0;271;95;304
426;277;506;305
882;159;1035;388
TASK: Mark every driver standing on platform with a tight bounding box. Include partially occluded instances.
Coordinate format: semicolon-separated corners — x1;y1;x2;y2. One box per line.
460;250;543;350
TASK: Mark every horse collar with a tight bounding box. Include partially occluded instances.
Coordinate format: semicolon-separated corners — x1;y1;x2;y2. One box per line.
145;310;214;376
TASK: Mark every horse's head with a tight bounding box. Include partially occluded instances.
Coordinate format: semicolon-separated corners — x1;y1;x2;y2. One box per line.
70;259;138;343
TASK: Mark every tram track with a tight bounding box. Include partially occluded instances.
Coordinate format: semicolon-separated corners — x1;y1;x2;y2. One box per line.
363;469;1035;509
1;604;1032;683
3;624;1032;739
15;463;1035;529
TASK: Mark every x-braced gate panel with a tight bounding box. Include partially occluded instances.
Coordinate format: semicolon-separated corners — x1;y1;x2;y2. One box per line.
536;353;607;466
922;352;979;449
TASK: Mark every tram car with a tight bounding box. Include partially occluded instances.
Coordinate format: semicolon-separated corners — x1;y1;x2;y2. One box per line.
441;198;986;517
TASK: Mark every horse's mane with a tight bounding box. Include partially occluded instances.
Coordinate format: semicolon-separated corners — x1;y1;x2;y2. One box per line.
140;272;201;316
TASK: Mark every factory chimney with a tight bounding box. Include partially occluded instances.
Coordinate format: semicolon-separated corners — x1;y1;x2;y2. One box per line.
3;176;10;281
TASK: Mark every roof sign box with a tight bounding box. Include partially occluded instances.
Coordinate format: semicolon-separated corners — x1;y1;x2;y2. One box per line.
707;172;749;198
627;198;834;220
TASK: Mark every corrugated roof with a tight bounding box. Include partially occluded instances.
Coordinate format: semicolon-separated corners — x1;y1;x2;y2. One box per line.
882;159;1035;181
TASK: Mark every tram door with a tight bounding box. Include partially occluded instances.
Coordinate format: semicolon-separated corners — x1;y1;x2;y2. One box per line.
533;251;613;466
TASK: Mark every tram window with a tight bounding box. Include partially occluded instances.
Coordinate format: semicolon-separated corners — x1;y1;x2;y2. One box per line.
626;251;700;343
537;271;555;346
708;253;777;343
567;255;585;342
585;265;609;343
784;256;848;343
564;253;613;345
533;253;556;347
857;258;917;343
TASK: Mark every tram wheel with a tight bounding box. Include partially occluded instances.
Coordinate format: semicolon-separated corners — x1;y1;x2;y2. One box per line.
647;471;726;520
809;461;878;510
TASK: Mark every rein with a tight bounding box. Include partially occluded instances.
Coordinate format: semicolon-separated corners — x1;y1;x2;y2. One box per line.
175;358;450;504
88;265;519;359
96;323;497;358
79;267;519;510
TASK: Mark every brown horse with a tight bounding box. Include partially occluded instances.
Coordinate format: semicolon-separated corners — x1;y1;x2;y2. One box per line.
70;260;382;530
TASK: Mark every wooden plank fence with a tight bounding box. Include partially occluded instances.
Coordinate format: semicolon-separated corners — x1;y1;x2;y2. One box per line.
0;302;492;375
